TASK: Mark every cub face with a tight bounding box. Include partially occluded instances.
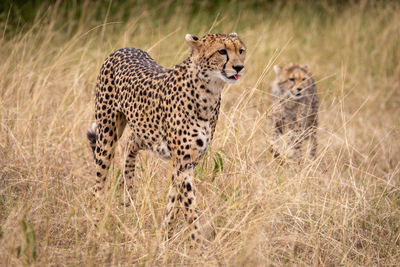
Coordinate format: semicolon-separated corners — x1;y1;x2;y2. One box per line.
185;33;246;84
273;64;314;100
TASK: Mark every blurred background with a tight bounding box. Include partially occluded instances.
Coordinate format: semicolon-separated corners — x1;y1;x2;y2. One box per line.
0;0;399;265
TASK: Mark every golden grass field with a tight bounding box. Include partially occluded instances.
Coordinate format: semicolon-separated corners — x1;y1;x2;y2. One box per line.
1;0;399;265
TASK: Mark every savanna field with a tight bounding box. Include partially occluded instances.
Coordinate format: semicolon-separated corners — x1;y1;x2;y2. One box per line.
0;0;399;265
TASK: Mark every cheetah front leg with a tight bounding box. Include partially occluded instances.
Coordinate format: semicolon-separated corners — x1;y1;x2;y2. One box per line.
271;119;283;159
164;162;202;248
288;129;303;163
177;166;202;248
307;127;317;160
163;182;180;240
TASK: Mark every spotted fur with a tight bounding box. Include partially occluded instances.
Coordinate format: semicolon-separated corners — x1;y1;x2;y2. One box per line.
87;33;246;246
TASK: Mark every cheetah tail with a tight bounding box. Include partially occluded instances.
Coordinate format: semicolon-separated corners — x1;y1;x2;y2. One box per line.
87;123;97;159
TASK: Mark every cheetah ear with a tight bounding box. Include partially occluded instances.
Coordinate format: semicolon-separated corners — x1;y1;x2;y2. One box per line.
229;32;238;37
302;64;310;72
273;65;281;75
185;34;201;50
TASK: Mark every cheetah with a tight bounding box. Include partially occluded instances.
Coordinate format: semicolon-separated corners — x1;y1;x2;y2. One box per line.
87;33;246;246
270;63;318;162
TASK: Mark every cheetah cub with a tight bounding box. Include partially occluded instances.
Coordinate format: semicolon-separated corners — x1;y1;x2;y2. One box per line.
270;63;318;162
87;33;246;246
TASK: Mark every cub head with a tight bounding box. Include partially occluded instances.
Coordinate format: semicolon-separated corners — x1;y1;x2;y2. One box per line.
185;33;246;84
273;63;314;100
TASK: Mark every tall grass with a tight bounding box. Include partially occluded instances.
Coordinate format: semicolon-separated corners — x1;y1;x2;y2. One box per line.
1;0;399;265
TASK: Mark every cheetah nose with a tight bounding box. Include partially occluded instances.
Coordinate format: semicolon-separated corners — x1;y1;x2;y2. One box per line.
297;87;302;92
233;65;244;73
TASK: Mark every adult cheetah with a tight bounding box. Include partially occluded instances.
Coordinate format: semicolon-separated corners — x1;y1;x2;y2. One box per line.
87;33;246;245
270;63;318;162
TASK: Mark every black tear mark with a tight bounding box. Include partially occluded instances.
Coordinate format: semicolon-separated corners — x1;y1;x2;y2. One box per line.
222;46;229;73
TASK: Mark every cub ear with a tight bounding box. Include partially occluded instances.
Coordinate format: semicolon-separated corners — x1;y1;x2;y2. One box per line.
229;32;238;37
273;65;281;75
302;64;310;72
185;34;201;50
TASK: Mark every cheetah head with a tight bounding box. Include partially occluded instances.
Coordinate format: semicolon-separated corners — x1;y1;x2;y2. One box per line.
273;63;314;100
185;33;246;84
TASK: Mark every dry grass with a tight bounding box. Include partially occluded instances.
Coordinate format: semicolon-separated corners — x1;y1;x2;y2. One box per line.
1;1;399;265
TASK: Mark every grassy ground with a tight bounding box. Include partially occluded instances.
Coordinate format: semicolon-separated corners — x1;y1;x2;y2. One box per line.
1;0;399;265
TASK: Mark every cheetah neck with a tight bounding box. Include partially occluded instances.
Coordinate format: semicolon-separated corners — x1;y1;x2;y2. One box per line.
174;57;225;120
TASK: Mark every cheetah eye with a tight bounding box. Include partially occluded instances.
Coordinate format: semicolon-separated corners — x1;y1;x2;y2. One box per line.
289;78;295;82
239;48;245;54
302;77;306;81
218;49;227;55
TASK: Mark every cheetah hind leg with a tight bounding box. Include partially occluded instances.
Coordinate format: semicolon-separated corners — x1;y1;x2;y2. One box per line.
119;134;141;207
88;116;124;227
88;112;127;227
